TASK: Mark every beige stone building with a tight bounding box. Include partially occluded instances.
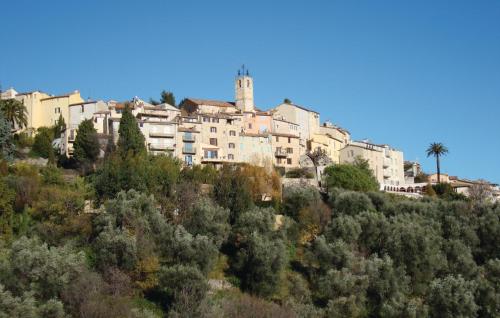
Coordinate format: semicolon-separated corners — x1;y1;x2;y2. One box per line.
272;102;320;152
15;90;84;135
178;116;202;166
239;132;274;167
101;98;180;157
340;140;405;188
63;100;108;156
270;132;301;168
309;121;351;164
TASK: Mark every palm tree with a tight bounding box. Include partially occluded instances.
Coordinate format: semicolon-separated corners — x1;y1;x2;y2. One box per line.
426;142;449;183
0;99;27;131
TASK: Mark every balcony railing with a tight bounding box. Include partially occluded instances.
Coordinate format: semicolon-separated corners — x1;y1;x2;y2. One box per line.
149;132;174;138
182;147;196;154
183;135;196;142
149;144;174;151
275;149;288;157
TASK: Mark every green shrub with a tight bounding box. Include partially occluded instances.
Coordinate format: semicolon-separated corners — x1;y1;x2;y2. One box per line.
32;127;55;159
285;168;314;179
323;164;379;192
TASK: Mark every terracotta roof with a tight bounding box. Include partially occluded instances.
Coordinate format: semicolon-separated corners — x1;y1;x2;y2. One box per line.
114;103;134;109
255;111;271;116
187;98;236;108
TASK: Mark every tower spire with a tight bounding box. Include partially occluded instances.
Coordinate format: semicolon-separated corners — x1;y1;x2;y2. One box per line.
235;65;254;112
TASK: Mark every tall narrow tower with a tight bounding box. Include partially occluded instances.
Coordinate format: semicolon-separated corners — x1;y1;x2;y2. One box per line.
235;65;254;112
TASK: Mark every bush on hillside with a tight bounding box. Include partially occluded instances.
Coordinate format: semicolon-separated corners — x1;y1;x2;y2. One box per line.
323;163;379;192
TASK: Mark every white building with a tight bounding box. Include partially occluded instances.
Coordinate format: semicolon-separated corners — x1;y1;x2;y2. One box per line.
0;88;18;99
340;140;405;189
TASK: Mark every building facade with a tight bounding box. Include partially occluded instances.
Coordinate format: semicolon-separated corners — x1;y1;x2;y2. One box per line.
340;140;405;188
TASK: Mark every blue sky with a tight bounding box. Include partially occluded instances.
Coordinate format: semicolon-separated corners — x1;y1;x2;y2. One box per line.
1;0;499;183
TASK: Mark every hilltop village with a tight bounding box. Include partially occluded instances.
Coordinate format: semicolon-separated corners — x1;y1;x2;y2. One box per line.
1;69;500;317
1;67;497;199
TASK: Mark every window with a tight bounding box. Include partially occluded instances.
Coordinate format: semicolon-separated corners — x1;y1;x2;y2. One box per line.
209;138;218;146
277;158;282;164
228;154;234;160
204;150;218;159
93;117;97;123
203;117;210;122
139;122;143;127
287;158;292;165
229;130;236;136
286;147;293;154
210;127;217;133
288;137;291;143
275;136;279;142
247;80;250;87
212;118;219;123
80;105;84;113
229;143;235;149
55;107;60;114
248;123;252;129
184;155;193;166
239;79;242;88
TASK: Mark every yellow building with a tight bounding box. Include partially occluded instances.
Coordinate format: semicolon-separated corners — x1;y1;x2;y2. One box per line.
270;132;301;168
15;90;84;135
309;122;351;164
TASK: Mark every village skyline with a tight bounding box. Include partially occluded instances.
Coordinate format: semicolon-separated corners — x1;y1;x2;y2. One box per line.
1;0;500;183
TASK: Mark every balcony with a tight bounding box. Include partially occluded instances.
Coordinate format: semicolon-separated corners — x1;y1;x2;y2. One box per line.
183;134;196;142
383;169;391;178
275;149;288;157
182;146;196;154
149;132;174;138
149;144;174;151
383;158;391;168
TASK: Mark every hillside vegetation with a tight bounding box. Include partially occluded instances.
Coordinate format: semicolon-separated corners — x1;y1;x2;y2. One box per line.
0;110;498;317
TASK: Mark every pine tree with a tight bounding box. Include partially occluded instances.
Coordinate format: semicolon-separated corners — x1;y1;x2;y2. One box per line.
73;119;100;163
117;103;146;157
160;90;176;106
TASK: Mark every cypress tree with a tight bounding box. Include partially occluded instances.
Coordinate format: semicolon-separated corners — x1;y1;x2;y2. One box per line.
73;119;100;163
117;103;146;157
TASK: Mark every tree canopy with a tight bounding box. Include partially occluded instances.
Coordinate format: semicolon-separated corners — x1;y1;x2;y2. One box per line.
323;161;379;192
73;119;100;164
117;104;146;157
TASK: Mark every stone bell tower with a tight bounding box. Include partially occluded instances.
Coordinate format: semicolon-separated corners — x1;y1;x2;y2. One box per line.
235;65;254;112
